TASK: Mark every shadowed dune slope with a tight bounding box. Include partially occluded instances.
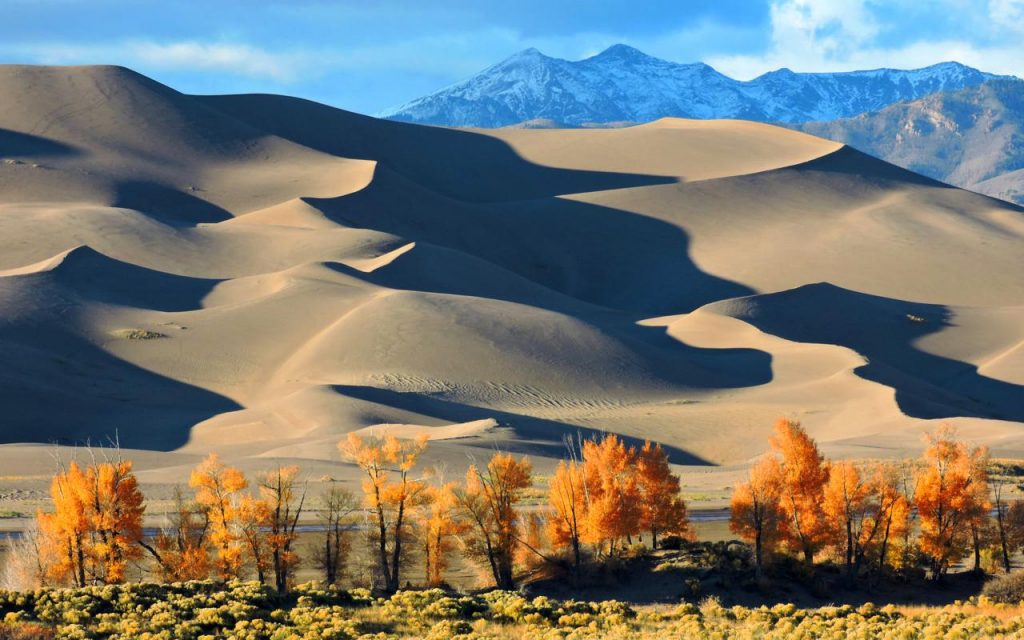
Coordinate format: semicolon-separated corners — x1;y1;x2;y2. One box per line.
0;64;1020;476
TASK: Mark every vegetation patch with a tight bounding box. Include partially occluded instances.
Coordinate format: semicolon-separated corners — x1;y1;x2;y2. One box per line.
111;328;168;340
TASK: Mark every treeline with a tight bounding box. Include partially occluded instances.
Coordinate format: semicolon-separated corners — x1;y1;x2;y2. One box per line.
730;419;1024;582
9;432;692;594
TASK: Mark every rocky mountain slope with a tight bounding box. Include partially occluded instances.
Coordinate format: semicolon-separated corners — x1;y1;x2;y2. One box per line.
795;79;1024;204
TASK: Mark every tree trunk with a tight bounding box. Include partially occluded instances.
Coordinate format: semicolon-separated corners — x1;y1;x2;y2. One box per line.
389;499;405;593
373;497;391;592
997;507;1012;573
845;518;854;577
971;524;982;574
324;535;335;584
754;526;763;579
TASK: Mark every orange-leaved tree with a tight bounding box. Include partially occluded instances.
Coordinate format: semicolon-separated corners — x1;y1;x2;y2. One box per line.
146;486;211;582
771;418;830;568
189;453;248;581
636;441;692;548
548;458;587;576
419;481;466;587
914;427;989;580
730;454;786;576
238;493;271;584
37;457;146;586
581;434;641;556
340;432;429;594
81;459;146;584
860;462;911;575
822;461;871;580
965;448;992;574
456;452;532;590
37;462;91;586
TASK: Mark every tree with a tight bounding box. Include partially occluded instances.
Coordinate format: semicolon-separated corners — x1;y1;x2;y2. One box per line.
82;460;146;584
862;462;911;575
419;482;466;587
822;461;871;580
314;484;358;585
914;427;989;579
339;433;429;593
456;452;532;590
730;455;786;577
770;418;830;568
965;449;992;574
189;454;248;581
238;494;271;584
581;434;642;556
988;463;1019;573
258;466;307;593
37;457;146;586
636;441;692;548
1;521;48;590
1006;499;1024;562
145;486;211;582
547;459;587;576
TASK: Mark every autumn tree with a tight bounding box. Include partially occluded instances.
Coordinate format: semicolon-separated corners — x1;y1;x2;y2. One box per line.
37;456;146;586
314;484;359;585
822;461;871;580
82;459;146;584
771;418;830;568
37;462;90;586
238;494;271;584
189;454;248;581
914;427;989;580
340;433;429;593
456;452;532;590
966;449;992;574
144;486;211;582
730;455;786;576
548;458;587;576
258;466;307;593
636;441;692;548
581;434;641;556
862;462;911;575
419;482;467;587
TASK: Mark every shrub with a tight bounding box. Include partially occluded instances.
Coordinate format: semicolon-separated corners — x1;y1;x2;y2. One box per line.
982;571;1024;604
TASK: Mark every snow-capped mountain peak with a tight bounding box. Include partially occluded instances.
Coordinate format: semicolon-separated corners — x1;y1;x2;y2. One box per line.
380;46;1008;127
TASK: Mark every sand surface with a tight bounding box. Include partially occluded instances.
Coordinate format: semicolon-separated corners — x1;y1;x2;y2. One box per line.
0;64;1021;503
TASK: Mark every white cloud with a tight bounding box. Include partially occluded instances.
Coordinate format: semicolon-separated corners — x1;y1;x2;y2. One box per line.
4;40;306;82
127;41;299;82
707;0;1024;79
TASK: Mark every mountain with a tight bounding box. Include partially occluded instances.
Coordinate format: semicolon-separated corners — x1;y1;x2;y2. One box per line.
381;44;1003;127
0;65;1022;488
794;79;1024;204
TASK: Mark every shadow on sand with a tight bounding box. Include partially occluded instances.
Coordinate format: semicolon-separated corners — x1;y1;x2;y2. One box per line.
721;282;1024;423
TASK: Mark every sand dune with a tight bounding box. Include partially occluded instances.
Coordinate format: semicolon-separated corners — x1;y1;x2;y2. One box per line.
0;65;1021;489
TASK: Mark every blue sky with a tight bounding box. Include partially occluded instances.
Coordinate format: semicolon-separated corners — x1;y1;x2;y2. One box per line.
2;0;1023;114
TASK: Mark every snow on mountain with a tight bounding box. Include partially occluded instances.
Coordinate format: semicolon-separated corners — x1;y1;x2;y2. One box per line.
380;45;1006;127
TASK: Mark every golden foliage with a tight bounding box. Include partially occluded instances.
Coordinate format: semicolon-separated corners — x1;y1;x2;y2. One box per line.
189;453;248;580
770;418;830;566
339;432;429;593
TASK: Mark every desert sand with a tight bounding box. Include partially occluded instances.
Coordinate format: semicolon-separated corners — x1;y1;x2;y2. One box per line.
0;64;1020;503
